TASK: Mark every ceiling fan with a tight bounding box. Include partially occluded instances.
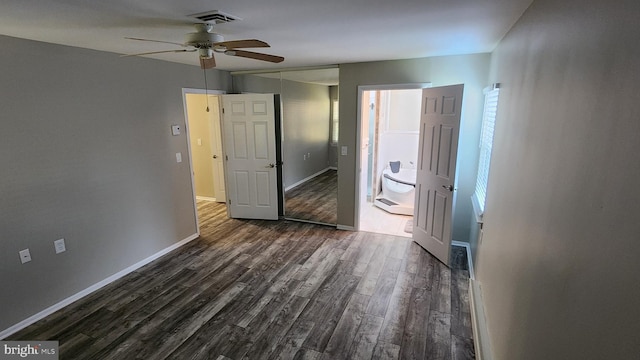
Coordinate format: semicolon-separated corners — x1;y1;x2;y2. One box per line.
123;23;284;69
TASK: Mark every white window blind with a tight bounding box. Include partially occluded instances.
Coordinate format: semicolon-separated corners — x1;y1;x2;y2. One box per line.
474;86;500;215
331;100;339;144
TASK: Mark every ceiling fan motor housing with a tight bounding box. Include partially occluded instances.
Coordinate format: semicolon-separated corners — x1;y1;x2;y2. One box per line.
185;31;224;49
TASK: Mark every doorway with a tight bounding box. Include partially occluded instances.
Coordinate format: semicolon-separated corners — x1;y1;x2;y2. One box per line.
182;88;226;230
356;84;429;237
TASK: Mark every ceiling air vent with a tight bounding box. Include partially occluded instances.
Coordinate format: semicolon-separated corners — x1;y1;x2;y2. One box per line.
189;10;242;24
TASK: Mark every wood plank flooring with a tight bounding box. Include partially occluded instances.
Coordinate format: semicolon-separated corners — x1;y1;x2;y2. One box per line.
285;169;337;224
8;201;474;360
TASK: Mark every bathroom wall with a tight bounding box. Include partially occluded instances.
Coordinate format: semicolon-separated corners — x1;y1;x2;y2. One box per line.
375;89;422;195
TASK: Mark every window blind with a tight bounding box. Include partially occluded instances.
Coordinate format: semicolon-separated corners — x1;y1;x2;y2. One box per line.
331;100;339;144
474;86;500;214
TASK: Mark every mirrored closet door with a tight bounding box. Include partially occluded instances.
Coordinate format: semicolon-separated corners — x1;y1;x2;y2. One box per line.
231;68;339;225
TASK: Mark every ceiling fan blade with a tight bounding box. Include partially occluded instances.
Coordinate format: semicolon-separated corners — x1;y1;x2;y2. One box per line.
125;37;186;47
200;55;216;69
215;39;270;49
226;50;284;63
120;49;196;57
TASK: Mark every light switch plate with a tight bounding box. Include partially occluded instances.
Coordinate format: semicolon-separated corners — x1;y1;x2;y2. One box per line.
341;146;348;156
176;152;182;163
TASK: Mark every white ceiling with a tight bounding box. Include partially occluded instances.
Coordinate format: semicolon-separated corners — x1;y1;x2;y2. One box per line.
0;0;533;73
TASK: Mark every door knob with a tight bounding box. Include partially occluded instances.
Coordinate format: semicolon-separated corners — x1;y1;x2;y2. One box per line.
442;185;454;191
265;163;275;168
213;155;218;159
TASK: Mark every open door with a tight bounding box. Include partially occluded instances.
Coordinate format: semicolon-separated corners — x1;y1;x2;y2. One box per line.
413;84;464;266
221;93;279;220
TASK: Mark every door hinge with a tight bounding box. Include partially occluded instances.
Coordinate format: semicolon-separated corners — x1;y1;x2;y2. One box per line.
222;108;225;114
225;155;228;161
227;198;231;205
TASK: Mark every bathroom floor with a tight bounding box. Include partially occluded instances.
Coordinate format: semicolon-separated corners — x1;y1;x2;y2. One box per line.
359;201;413;238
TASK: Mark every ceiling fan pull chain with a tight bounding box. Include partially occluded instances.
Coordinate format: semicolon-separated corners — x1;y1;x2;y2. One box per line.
203;67;210;112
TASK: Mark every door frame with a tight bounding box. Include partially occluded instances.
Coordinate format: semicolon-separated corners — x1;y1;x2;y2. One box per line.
354;83;431;231
182;87;226;233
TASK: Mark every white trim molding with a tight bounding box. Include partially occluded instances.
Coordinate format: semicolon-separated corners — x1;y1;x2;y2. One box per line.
469;279;494;360
471;195;485;224
196;196;217;202
0;233;200;340
336;224;356;231
451;240;475;280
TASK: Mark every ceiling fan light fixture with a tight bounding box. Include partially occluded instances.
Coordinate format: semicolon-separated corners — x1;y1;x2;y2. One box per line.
199;48;213;58
124;22;284;68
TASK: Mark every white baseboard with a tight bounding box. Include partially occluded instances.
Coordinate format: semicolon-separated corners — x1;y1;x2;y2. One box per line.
451;240;475;279
285;167;332;192
0;232;200;340
469;279;494;360
336;224;356;231
196;196;217;202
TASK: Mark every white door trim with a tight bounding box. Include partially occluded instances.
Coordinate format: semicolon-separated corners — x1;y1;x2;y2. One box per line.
354;83;431;231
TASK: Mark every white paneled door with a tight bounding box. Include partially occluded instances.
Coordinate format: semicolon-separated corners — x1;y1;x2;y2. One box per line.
222;94;278;220
413;84;464;266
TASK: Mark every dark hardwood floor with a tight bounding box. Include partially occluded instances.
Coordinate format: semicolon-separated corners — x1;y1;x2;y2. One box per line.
8;201;474;360
285;169;337;225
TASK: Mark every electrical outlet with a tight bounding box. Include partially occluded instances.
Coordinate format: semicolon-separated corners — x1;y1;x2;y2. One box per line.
303;154;307;160
307;152;311;158
54;238;66;254
19;249;31;264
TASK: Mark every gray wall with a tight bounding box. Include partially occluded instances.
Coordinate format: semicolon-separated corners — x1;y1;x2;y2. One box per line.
477;0;640;358
337;54;490;242
0;35;230;332
233;75;331;188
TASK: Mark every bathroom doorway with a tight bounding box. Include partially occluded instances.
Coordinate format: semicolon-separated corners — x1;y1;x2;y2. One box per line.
358;85;427;237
